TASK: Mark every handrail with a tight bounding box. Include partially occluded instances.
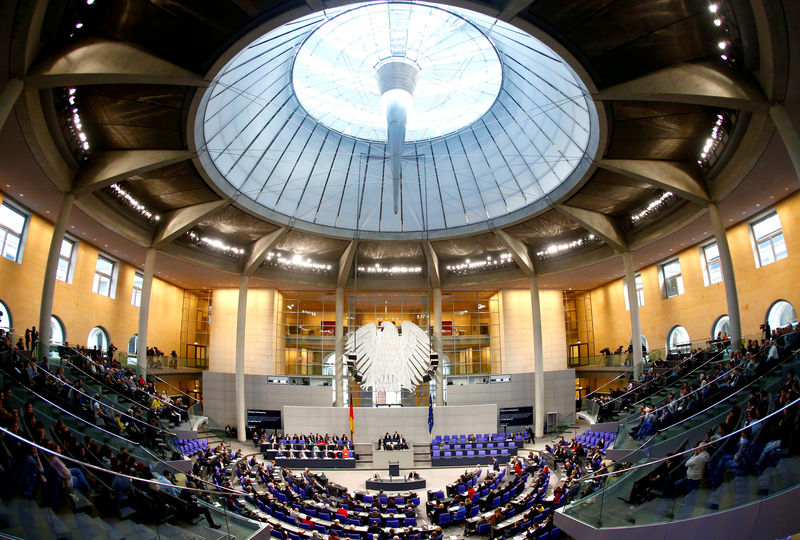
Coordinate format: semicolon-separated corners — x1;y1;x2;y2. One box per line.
626;348;727;409
0;426;247;497
151;372;200;404
619;351;742;427
4;372;144;448
35;362;173;435
656;349;798;434
58;348;186;418
585;373;628;398
571;392;800;484
607;347;724;410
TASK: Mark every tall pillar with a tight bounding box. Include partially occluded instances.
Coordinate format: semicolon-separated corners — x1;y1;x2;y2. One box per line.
135;248;157;372
770;105;800;183
235;275;248;442
334;286;345;407
623;251;644;381
529;275;545;438
708;202;742;349
38;192;74;359
433;287;443;405
0;78;23;132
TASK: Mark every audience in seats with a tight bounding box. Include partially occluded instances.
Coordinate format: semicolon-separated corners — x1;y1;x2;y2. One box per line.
378;431;408;450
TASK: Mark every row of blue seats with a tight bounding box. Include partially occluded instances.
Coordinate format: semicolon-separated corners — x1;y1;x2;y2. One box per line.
432;448;510;458
574;429;616;448
430;441;518;450
252;499;421;536
432;433;523;443
174;438;208;456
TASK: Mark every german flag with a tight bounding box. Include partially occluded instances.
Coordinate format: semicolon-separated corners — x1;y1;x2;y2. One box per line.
349;399;355;438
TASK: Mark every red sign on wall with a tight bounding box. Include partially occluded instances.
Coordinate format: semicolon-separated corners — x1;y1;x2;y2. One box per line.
442;321;452;336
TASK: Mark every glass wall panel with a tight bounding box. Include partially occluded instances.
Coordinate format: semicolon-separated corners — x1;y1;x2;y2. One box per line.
278;290;500;405
278;290;337;376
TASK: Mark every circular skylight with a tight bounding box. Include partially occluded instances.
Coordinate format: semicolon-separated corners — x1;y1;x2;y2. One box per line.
292;3;502;141
196;1;598;237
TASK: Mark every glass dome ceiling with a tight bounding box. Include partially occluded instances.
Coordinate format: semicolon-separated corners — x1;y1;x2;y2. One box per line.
292;3;502;142
196;1;598;236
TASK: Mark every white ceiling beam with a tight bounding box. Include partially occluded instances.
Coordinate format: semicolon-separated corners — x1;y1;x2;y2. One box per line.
242;227;289;276
25;38;207;89
554;204;627;251
337;240;357;288
595;62;768;112
597;159;710;206
152;200;227;247
493;228;534;277
72;150;195;196
421;241;441;289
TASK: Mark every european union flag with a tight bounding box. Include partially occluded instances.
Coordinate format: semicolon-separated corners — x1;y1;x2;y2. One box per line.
428;392;434;433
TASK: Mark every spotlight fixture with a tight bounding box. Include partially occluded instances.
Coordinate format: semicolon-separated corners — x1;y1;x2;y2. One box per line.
186;230;245;256
535;234;599;259
445;252;514;275
265;251;332;273
109;184;160;222
630;192;675;223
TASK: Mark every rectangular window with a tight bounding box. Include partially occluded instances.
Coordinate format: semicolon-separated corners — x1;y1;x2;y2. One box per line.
702;242;722;285
624;273;644;310
660;259;684;298
0;202;27;262
56;238;76;283
751;212;787;267
92;255;116;297
131;272;143;307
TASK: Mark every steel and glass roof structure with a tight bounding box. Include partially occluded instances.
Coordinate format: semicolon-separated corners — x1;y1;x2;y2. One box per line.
197;1;598;236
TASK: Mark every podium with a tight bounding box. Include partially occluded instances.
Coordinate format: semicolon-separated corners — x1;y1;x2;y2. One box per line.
389;462;400;478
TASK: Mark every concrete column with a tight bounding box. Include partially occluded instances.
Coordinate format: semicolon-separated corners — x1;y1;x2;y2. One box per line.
37;192;73;359
770;105;800;183
529;275;545;438
623;251;644;381
0;78;23;132
433;287;443;405
235;274;248;442
708;202;742;349
334;286;345;407
135;248;157;373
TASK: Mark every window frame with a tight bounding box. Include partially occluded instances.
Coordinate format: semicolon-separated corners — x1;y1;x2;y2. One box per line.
700;241;722;286
0;201;29;263
56;236;77;284
750;211;787;268
92;253;118;298
131;271;144;307
659;258;684;299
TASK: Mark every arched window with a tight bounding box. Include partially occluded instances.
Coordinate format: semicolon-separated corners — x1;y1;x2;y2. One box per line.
127;334;138;355
766;300;798;331
0;299;11;332
50;315;66;345
666;325;690;353
711;315;730;340
87;326;110;353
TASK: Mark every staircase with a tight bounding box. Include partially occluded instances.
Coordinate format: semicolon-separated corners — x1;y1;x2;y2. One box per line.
413;442;431;467
354;442;373;469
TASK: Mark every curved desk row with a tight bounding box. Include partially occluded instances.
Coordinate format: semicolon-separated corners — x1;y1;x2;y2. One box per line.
365;477;427;491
